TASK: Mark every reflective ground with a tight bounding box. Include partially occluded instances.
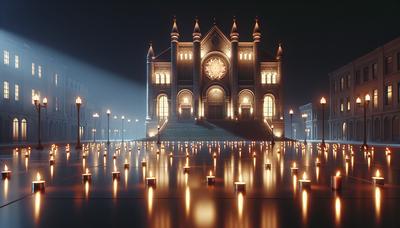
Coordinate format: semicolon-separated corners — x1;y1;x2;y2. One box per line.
0;141;399;227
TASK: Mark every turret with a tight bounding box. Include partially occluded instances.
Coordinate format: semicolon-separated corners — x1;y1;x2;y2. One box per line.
193;18;201;118
252;18;261;42
147;42;154;61
171;17;179;42
276;43;283;61
146;42;154;121
230;18;239;42
253;18;261;119
230;18;239;118
170;17;179;119
193;18;201;42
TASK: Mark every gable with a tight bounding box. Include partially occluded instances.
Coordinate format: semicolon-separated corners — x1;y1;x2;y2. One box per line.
201;26;231;56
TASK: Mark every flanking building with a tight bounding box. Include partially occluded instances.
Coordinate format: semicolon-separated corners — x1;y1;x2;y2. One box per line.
329;37;400;143
0;31;95;145
146;18;284;138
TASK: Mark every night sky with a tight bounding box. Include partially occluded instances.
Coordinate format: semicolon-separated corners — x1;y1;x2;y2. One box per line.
1;0;400;111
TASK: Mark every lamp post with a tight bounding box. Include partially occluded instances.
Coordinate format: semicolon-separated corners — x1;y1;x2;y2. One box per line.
320;97;327;148
121;115;125;143
157;124;160;145
75;96;82;150
92;113;99;143
289;109;294;140
106;109;111;145
271;124;275;146
113;115;117;141
357;94;370;150
33;95;48;150
301;113;308;145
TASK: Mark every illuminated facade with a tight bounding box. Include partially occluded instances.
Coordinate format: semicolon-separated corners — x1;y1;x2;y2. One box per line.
146;18;284;137
329;36;400;143
0;32;96;144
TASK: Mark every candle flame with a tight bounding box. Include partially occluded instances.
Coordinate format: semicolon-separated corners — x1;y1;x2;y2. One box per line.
36;172;41;181
86;168;89;174
209;170;212;176
4;165;8;171
302;172;307;180
293;162;297;168
336;171;341;177
376;170;380;178
125;158;128;164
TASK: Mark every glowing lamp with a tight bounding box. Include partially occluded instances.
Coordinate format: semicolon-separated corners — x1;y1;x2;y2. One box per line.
1;165;11;179
298;172;311;190
365;94;371;102
290;162;299;175
372;170;384;186
320;97;326;105
356;97;361;104
331;171;342;191
42;97;48;105
82;168;92;183
75;96;82;105
32;172;45;193
289;109;294;115
206;170;215;185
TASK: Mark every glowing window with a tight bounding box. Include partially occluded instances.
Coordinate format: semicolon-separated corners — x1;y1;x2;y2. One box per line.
373;89;378;108
160;73;165;84
204;57;226;80
340;102;344;112
156;73;160;84
3;50;9;65
3;81;9;99
15;84;19;101
248;53;252;60
32;63;35;76
15;55;19;68
157;95;168;119
21;119;27;141
12;118;18;141
38;65;42;78
261;71;277;84
385;84;392;105
261;73;266;84
165;73;170;84
239;53;243;60
55;74;58;86
263;95;275;119
347;98;350;111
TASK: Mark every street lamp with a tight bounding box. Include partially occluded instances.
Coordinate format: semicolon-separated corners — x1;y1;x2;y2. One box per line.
157;124;160;145
75;96;82;150
301;113;308;145
357;94;370;150
289;109;294;139
106;109;111;145
320;97;327;148
92;113;99;143
121;115;125;143
33;95;47;150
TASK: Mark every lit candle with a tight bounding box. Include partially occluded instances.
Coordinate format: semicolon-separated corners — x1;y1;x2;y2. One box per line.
169;152;173;158
385;147;391;156
372;170;384;186
290;162;299;175
49;156;55;166
1;165;11;179
113;153;117;159
82;152;87;159
25;151;29;158
82;168;92;182
124;159;130;169
213;152;217;159
146;171;156;187
206;170;215;185
331;171;342;191
265;160;272;170
112;167;121;180
183;164;190;173
298;172;311;190
345;155;350;162
32;172;45;193
234;174;246;192
141;159;147;167
315;158;321;167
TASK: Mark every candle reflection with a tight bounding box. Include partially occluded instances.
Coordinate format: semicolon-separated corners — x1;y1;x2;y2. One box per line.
4;178;8;198
237;192;244;219
50;165;54;179
335;196;341;224
148;186;154;215
301;190;308;222
85;181;90;198
293;175;297;194
375;187;381;220
124;169;128;189
113;178;118;198
185;187;190;216
34;191;41;222
315;167;319;182
25;157;29;171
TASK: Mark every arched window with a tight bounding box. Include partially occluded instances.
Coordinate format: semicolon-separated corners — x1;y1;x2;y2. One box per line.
12;118;19;141
342;122;347;140
21;118;27;141
263;95;275;119
157;95;168;119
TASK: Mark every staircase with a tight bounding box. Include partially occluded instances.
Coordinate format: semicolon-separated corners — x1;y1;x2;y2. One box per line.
147;119;272;141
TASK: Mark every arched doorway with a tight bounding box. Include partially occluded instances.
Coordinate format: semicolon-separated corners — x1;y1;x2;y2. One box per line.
238;89;254;120
177;90;193;119
206;85;225;119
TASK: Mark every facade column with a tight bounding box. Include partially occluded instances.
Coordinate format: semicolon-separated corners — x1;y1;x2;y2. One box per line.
170;18;179;120
230;18;239;119
146;43;154;121
252;18;261;120
192;19;201;118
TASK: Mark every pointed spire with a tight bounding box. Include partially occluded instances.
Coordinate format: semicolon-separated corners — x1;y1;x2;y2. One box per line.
193;18;201;41
230;17;239;41
171;17;179;42
252;17;261;42
276;43;283;61
147;42;154;61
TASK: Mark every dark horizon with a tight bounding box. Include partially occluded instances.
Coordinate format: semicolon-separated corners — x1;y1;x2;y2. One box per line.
1;0;400;109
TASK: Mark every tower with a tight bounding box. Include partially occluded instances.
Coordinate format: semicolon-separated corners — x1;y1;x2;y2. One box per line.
146;42;154;121
230;18;239;118
192;18;201;118
170;17;179;120
252;18;261;119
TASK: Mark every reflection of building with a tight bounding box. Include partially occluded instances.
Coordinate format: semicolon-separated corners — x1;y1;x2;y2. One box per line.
299;102;328;141
0;32;95;144
329;37;400;143
146;18;284;137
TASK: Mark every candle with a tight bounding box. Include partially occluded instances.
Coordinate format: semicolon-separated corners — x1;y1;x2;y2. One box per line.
372;170;384;186
331;171;342;191
252;151;257;158
113;153;117;159
234;180;246;192
124;159;130;169
24;151;29;158
82;152;87;159
32;172;45;193
103;151;107;157
315;158;321;167
82;168;92;182
141;159;147;167
265;160;272;170
169;152;173;158
49;156;55;165
213;152;217;159
112;168;121;180
183;164;190;173
298;172;311;190
1;165;11;179
290;162;298;175
206;170;215;185
146;171;156;187
345;155;350;162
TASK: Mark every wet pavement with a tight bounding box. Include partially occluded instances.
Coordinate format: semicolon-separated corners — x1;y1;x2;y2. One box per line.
0;141;399;227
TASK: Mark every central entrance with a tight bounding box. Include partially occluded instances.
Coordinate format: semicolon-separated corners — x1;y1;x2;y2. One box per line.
205;85;225;119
